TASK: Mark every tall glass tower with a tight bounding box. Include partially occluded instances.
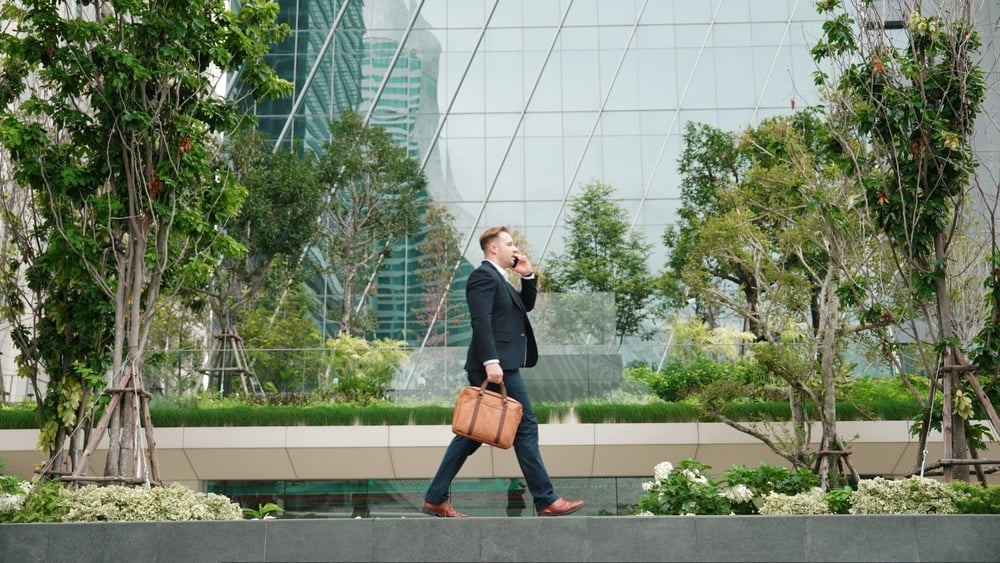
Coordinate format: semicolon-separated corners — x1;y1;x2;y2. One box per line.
234;0;1000;347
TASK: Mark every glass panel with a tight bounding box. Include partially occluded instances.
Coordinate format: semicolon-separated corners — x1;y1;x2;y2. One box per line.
602;135;643;197
485;112;521;139
561;52;601;111
635;24;673;49
715;48;756;108
484;52;525;112
597;0;637;26
447;0;490;28
530;52;563;112
673;1;714;24
713;22;752;47
749;0;795;23
523;112;562;137
602;50;638;110
636;49;678;109
524;137;565;196
717;0;751;24
485;27;522;51
565;0;598;27
677;49;717;108
674;23;711;48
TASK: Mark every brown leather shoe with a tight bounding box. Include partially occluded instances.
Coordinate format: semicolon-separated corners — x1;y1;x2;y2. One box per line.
422;500;468;518
537;497;584;516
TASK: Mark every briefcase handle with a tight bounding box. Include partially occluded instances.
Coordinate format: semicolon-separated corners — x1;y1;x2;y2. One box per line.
479;379;511;403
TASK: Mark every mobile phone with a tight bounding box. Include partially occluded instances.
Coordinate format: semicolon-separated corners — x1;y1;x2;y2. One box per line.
513;256;519;267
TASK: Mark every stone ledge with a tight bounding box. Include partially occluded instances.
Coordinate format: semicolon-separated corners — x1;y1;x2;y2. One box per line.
2;420;973;484
2;515;999;562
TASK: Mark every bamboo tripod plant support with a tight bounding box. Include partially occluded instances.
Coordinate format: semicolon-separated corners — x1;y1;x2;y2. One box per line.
62;364;161;488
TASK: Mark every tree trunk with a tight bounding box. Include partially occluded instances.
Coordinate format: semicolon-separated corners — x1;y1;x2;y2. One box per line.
934;233;969;481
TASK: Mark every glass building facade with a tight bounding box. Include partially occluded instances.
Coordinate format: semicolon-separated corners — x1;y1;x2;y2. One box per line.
239;0;836;344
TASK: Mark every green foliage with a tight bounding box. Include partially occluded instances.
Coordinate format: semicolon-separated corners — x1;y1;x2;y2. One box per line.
412;202;467;346
325;335;408;405
545;180;656;341
316;109;428;336
243;502;283;520
0;478;67;523
841;374;928;404
722;463;821;514
627;357;745;402
634;459;732;515
0;0;293;478
241;287;326;392
824;486;854;514
949;481;1000;514
573;401;704;423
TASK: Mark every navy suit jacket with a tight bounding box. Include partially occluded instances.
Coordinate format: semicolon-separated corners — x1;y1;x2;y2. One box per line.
464;261;539;372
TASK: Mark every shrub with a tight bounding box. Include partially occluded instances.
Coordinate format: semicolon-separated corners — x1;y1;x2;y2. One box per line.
325;335;408;405
849;476;956;514
759;488;832;515
61;483;243;522
824;486;853;514
1;474;243;523
949;481;1000;514
627;357;742;402
634;459;732;515
0;477;68;523
722;463;820;514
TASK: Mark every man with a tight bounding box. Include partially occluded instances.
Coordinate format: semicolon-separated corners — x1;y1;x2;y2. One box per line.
421;226;584;518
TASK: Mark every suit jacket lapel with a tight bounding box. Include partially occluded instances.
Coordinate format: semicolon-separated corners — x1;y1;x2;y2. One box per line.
483;261;526;312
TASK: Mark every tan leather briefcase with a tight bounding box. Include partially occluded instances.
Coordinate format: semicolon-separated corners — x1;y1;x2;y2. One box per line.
451;380;523;449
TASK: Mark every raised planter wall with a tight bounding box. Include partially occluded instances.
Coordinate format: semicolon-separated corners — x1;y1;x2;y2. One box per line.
3;515;999;562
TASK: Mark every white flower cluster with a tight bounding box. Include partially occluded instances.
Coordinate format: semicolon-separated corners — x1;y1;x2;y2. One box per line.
849;476;955;515
759;488;831;515
61;482;244;522
653;461;673;482
721;483;754;504
681;468;708;485
0;479;32;515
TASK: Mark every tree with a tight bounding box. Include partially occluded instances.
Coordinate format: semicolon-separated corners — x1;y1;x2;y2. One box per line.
0;0;291;484
663;111;890;487
316;110;427;336
813;0;997;481
412;202;466;347
663;121;758;334
240;284;325;393
545;180;655;343
198;127;323;393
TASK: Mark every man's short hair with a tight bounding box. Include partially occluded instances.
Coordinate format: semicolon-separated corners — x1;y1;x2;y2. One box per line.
479;226;509;251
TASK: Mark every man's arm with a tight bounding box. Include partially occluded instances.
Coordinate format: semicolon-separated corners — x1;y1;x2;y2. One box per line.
466;268;499;368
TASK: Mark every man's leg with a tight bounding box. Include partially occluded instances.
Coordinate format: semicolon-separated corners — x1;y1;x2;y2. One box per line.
496;370;559;511
425;433;481;504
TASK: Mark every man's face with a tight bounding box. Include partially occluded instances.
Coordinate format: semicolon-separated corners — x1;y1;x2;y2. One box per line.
493;231;519;268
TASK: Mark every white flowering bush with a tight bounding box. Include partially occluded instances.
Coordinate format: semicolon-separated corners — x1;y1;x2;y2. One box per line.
0;476;32;517
634;459;732;515
759;488;832;515
849;476;956;515
721;463;820;514
61;483;243;522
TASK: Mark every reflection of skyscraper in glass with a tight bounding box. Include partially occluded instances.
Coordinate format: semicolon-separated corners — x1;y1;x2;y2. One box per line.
235;0;1000;349
249;0;365;153
356;2;470;344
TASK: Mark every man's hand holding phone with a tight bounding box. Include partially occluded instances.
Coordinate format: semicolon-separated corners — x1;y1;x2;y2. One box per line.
512;253;533;277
